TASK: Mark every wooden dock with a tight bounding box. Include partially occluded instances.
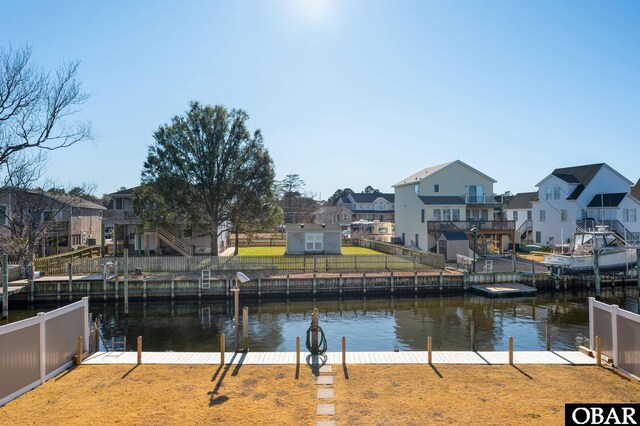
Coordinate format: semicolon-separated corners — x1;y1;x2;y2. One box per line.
471;283;537;298
83;350;595;366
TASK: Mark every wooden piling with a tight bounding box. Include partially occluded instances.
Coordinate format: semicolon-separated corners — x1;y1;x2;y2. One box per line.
220;334;225;366
124;248;129;310
508;337;514;365
242;306;249;351
545;320;551;351
296;336;301;366
339;273;343;295
390;271;394;293
76;336;83;365
286;274;290;296
428;336;432;365
596;335;602;367
312;274;316;295
470;320;475;352
342;336;346;365
363;273;367;294
414;271;418;293
137;336;142;365
103;262;108;301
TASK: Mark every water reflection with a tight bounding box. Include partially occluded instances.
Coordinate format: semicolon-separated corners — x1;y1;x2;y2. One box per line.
3;287;638;352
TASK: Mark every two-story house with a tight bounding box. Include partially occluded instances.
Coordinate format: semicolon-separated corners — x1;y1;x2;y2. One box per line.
393;160;514;260
336;193;395;222
0;188;105;256
104;187;229;256
531;163;640;246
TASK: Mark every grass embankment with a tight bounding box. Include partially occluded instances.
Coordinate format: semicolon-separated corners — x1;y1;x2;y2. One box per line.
2;364;639;425
237;246;381;256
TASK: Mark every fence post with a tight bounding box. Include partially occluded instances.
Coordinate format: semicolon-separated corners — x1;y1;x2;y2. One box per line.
137;336;142;365
428;336;432;365
531;260;536;288
611;304;619;366
220;334;225;366
38;312;46;384
296;336;300;367
2;254;8;319
143;278;147;300
342;335;346;365
588;297;595;350
83;296;89;352
508;336;514;365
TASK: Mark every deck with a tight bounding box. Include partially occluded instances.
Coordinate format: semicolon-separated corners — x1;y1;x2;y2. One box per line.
471;283;537;298
84;350;595;365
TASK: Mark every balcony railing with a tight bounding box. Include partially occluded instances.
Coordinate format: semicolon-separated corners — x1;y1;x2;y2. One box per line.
427;220;515;233
464;194;502;205
103;210;140;221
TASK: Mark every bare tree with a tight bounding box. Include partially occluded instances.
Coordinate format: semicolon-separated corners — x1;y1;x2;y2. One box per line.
0;44;92;168
0;154;76;278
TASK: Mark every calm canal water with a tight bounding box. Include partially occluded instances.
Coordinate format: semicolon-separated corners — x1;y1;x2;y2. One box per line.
3;289;638;352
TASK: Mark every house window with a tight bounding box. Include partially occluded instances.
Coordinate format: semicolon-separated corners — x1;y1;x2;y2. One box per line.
434;184;439;193
527;210;532;220
43;211;55;222
623;209;629;222
513;211;518;222
452;209;460;221
443;209;451;221
554;187;561;200
378;202;384;210
535;231;541;244
540;210;546;222
305;233;323;251
414;184;419;195
433;209;441;221
116;198;124;209
561;209;567;222
0;205;7;225
72;234;81;246
73;208;82;217
632;209;637;222
545;188;552;200
421;209;425;223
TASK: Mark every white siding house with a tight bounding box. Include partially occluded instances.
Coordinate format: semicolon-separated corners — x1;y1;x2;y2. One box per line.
393;160;514;257
531;163;640;246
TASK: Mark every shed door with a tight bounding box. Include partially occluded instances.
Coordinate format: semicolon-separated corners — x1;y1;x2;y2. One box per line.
305;233;323;251
438;240;447;258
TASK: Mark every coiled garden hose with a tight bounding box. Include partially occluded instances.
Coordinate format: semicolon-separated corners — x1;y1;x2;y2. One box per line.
305;323;328;355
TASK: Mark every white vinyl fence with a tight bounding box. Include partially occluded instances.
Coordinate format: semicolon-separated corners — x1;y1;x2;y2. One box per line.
589;297;640;379
0;298;89;406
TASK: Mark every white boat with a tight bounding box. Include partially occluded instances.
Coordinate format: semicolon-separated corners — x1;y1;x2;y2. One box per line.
542;226;637;275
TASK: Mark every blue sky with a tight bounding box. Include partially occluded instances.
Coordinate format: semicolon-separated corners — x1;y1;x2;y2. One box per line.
4;0;639;199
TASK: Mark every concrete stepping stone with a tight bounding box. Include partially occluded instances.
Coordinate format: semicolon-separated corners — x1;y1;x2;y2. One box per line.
317;388;334;399
316;421;336;426
319;365;333;374
317;376;333;385
317;404;336;416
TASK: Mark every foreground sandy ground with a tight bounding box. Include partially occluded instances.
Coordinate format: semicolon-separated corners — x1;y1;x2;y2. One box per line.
1;364;639;425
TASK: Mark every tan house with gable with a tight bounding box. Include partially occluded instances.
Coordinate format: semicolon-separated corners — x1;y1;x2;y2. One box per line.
393;160;515;258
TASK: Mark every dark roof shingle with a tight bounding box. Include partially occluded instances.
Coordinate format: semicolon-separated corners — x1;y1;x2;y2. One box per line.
504;192;539;210
587;193;627;208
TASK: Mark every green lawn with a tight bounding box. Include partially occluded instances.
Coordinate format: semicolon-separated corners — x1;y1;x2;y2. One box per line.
237;246;382;256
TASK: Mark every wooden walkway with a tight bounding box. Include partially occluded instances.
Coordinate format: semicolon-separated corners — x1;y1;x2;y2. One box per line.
84;350;596;366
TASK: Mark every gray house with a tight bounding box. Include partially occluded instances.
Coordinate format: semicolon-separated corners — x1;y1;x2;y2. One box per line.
285;224;342;255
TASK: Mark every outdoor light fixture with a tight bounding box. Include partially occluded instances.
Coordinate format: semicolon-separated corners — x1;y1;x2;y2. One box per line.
471;226;479;274
236;271;250;284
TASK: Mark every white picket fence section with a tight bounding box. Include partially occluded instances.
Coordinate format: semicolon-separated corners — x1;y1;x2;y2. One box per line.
589;297;640;379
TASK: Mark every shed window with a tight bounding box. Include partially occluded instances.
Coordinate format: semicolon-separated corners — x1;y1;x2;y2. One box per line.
305;233;323;251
